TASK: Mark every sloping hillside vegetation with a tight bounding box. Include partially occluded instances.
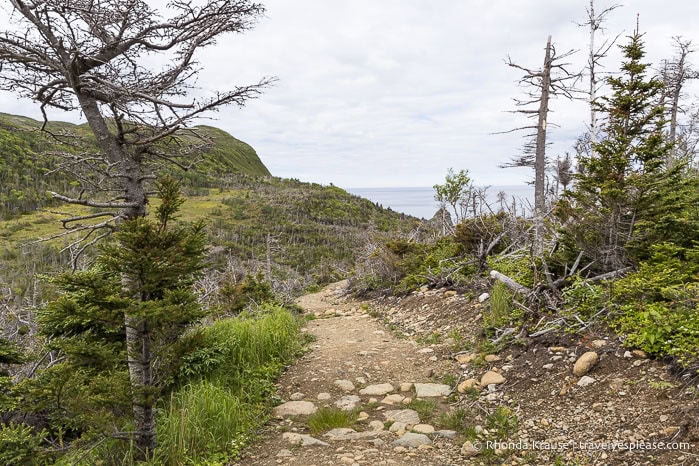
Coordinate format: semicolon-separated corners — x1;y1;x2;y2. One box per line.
0;113;270;219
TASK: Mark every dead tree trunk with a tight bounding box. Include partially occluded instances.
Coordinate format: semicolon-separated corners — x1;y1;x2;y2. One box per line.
578;0;620;156
533;36;552;257
503;37;579;258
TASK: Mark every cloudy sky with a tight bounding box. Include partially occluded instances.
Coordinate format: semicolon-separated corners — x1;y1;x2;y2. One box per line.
2;0;699;188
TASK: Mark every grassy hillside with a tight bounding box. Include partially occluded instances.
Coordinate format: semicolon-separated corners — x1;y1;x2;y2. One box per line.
0;176;424;307
0;113;270;218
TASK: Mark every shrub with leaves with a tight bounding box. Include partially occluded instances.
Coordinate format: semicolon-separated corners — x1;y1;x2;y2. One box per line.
609;243;699;366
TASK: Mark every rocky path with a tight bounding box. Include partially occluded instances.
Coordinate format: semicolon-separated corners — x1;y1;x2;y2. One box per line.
238;281;698;466
237;281;466;465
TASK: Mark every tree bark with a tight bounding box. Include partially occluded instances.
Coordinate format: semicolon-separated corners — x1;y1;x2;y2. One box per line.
125;316;155;454
490;270;532;295
76;92;153;454
533;36;552;257
588;0;598;152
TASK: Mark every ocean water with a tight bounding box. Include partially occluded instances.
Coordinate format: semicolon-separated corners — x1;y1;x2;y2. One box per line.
346;186;534;219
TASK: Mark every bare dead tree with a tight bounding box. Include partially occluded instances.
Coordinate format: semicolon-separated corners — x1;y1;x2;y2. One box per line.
658;37;699;163
0;0;274;456
501;36;580;256
577;0;621;153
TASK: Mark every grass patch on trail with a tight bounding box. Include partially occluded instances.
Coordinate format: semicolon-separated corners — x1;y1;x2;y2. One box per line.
406;398;438;423
438;407;472;433
307;408;357;434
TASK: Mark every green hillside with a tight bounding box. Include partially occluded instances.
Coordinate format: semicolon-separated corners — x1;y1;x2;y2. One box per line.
0;113;270;218
0;113;426;306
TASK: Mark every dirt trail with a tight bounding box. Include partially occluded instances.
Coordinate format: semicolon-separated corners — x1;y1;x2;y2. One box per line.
238;281;464;465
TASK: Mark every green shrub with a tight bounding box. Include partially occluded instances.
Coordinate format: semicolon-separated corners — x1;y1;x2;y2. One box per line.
483;282;523;335
406;398;438;423
485;406;518;439
0;422;47;466
156;304;304;464
216;272;275;315
562;276;606;319
609;243;699;367
487;254;534;287
439;408;472;432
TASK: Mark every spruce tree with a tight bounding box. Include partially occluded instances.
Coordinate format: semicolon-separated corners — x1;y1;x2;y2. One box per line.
559;30;672;272
21;177;207;458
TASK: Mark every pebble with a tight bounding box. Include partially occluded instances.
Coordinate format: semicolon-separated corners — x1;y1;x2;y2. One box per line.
389;421;407;434
290;392;305;401
573;352;599;376
412;424;435;434
335;395;361;411
334;379;356;392
369;420;385;431
282;432;329;447
400;382;413;392
359;383;394;396
317;392;332;400
414;383;451;397
457;378;479;393
273;401;317;417
384;409;421;426
577;376;596;387
392;432;432;448
480;371;506;385
461;441;480;457
455;353;477;364
381;394;405;405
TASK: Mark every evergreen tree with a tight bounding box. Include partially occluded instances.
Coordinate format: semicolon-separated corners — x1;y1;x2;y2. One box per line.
18;177;207;458
559;30;673;272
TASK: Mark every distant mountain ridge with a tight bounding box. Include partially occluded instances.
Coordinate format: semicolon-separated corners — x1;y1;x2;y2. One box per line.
0;113;270;218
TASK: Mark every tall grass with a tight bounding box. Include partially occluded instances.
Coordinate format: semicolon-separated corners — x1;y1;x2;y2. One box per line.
156;381;255;465
55;304;303;465
155;304;304;464
484;282;513;331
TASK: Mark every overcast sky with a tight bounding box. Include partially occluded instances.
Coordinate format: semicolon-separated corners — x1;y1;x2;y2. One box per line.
2;0;699;188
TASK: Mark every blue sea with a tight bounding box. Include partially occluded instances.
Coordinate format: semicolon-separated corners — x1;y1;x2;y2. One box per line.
346;186;534;219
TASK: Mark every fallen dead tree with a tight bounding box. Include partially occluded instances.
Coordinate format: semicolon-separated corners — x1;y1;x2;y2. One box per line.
489;270;532;295
489;264;634;339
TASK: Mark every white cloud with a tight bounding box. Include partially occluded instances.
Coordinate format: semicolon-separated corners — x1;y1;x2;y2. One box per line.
2;0;699;188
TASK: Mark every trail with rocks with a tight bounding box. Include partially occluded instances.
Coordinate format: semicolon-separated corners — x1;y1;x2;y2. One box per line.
238;281;698;466
238;281;464;465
